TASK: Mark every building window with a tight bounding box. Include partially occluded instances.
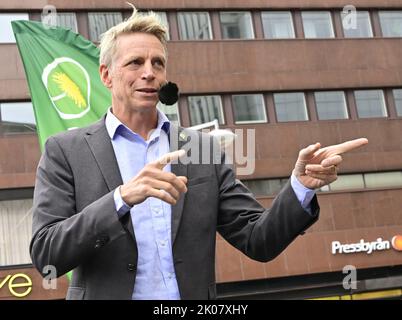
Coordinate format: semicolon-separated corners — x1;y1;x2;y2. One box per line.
154;11;170;40
354;90;387;118
88;12;123;42
0;198;33;266
0;13;29;43
177;12;212;40
242;178;288;196
342;11;373;38
261;11;295;39
232;94;267;123
245;171;402;195
379;11;402;37
314;91;348;120
393;89;402;116
41;12;78;32
0;102;36;134
220;11;254;39
302;11;335;39
329;174;365;191
364;172;402;188
274;92;308;122
188;95;224;126
157;102;180;126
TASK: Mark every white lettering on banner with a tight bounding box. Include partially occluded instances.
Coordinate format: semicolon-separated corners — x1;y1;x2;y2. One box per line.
332;238;390;255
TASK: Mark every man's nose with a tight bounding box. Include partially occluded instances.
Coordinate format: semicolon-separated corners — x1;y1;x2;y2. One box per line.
141;61;155;81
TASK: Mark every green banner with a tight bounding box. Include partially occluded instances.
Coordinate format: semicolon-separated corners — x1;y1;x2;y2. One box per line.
12;20;111;149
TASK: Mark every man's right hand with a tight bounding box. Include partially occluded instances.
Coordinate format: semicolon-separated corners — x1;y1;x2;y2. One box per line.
120;149;188;206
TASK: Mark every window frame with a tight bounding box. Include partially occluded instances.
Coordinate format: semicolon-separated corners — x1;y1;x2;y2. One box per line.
219;11;255;40
0;13;29;43
354;89;388;119
261;11;296;39
379;10;402;38
157;101;181;126
273;92;309;122
187;95;225;126
301;11;335;39
88;11;124;42
231;94;267;124
153;11;170;40
314;91;349;120
44;11;78;33
177;11;213;40
392;88;402;117
341;10;373;38
0;101;37;135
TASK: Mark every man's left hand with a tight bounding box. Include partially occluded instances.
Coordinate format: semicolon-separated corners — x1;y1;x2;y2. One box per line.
293;138;369;189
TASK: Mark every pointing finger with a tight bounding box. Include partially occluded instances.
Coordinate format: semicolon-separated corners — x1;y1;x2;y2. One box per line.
326;138;368;155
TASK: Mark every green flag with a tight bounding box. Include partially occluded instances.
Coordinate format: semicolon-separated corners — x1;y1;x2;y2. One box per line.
12;20;111;150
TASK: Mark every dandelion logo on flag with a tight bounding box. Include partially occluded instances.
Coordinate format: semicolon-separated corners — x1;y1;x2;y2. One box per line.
42;57;91;119
52;72;87;109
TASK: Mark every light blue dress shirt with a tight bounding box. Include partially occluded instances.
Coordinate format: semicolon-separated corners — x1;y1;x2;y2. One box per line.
290;174;316;215
105;108;315;300
106;108;180;300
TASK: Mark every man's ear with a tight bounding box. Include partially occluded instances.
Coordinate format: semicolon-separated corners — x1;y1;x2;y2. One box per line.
99;64;112;89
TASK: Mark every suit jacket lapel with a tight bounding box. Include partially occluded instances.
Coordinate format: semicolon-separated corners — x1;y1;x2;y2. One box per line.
84;117;123;191
84;117;135;239
170;125;189;245
83;119;189;244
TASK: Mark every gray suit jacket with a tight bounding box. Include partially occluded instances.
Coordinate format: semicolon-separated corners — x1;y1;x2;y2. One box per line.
30;116;319;300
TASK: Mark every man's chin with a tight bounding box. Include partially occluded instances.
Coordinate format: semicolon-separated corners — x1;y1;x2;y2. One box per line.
131;100;158;111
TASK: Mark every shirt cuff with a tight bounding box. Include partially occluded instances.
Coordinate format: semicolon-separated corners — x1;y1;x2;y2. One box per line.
113;186;132;219
290;174;316;215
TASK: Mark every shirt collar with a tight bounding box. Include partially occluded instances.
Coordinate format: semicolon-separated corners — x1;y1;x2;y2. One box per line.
105;107;170;140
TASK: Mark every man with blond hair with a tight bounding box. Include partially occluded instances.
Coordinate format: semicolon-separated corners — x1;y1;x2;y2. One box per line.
30;7;367;300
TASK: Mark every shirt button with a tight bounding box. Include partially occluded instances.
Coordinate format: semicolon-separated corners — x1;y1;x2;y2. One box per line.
127;264;136;272
160;240;167;247
94;240;103;249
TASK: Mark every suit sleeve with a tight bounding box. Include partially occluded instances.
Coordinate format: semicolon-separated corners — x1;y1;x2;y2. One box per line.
215;141;320;262
30;136;126;277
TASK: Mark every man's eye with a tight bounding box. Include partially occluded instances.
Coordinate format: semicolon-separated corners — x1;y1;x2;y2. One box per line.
154;60;165;67
126;59;142;66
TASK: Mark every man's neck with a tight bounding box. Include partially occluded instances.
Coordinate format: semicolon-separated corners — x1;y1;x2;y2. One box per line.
111;107;158;140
